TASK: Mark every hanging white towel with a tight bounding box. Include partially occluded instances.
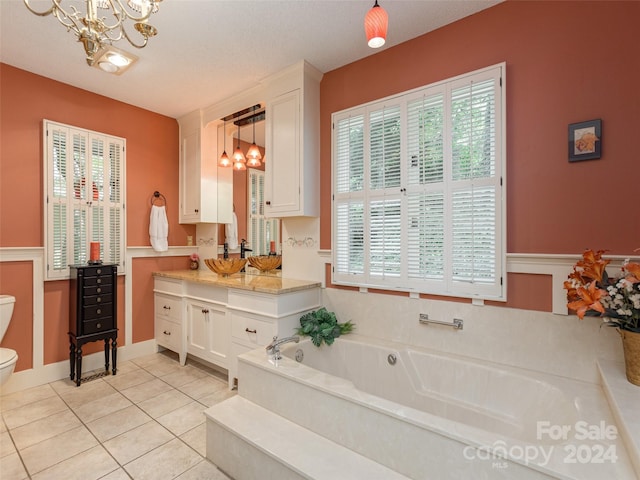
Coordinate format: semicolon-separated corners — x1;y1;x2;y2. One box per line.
225;212;238;249
149;205;169;252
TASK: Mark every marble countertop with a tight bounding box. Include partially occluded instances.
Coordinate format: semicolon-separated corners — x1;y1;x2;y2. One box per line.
153;269;321;295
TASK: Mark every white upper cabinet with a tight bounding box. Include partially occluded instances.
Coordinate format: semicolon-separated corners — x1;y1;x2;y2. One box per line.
264;61;322;217
178;110;233;224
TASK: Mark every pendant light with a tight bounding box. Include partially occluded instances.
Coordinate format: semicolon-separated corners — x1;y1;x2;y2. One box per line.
364;0;388;49
245;105;262;167
218;119;231;167
232;121;246;170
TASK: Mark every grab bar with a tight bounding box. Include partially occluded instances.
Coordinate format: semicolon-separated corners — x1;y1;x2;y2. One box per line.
419;314;463;330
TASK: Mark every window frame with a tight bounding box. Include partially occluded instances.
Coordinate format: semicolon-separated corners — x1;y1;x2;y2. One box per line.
331;63;506;301
43;119;127;280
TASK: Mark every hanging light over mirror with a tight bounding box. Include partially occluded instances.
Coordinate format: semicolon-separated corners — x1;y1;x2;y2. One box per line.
232;121;246;165
245;105;262;167
365;0;388;49
218;119;231;167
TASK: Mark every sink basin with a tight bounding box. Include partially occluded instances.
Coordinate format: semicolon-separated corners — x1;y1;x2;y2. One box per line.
204;258;247;276
248;255;282;273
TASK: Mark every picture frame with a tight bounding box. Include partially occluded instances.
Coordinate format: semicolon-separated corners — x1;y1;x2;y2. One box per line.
568;119;601;162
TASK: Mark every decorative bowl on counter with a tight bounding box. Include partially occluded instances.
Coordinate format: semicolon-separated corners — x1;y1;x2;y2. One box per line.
204;258;247;276
248;255;282;273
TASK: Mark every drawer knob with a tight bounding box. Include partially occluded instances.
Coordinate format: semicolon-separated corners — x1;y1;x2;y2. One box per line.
97;269;102;274
163;305;171;310
97;309;102;315
202;309;209;314
245;328;257;334
97;297;102;303
97;287;102;293
97;279;102;284
97;323;102;329
163;330;171;335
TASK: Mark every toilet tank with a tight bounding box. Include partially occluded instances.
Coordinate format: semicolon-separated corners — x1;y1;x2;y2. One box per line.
0;295;16;342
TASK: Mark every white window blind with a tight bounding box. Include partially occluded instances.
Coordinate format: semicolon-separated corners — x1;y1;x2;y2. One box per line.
248;169;280;256
332;64;505;300
44;120;126;280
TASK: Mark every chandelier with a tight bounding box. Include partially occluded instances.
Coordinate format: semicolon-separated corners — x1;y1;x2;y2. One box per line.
23;0;162;66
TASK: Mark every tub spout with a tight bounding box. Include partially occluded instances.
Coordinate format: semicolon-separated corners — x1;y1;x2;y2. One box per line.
266;335;299;360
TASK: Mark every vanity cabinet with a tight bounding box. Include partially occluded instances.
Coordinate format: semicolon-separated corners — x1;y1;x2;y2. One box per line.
154;278;186;365
264;61;322;217
178;110;232;224
186;299;230;369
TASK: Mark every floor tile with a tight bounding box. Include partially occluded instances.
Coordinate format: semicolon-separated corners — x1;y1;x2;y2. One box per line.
120;378;174;404
73;391;133;424
102;420;173;465
0;384;57;412
99;468;132;480
53;379;118;409
112;359;141;375
87;404;152;442
103;368;155;391
141;360;186;377
1;395;68;430
198;388;236;408
175;459;231;480
179;423;206;457
177;376;227;401
31;445;119;480
156;401;205;437
0;429;17;458
10;408;82;451
0;451;29;479
124;438;202;480
20;425;98;475
160;366;208;388
137;388;192;418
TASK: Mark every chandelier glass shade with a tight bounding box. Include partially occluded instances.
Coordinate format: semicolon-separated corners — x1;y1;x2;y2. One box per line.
232;122;246;169
364;0;388;48
218;119;232;168
245;105;262;167
22;0;161;65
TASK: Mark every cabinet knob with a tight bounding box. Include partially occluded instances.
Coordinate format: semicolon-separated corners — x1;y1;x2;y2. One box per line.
97;309;102;315
97;297;102;303
195;209;199;213
97;279;102;284
266;200;271;206
163;330;171;335
97;269;102;274
163;305;171;310
245;328;257;334
97;287;102;293
97;323;102;329
202;308;209;314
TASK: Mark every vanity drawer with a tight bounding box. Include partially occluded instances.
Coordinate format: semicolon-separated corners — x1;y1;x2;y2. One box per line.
156;318;181;350
154;294;182;322
231;313;276;347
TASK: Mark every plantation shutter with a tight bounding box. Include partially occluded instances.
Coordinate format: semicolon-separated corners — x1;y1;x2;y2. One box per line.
248;169;278;256
332;64;505;300
44;120;126;280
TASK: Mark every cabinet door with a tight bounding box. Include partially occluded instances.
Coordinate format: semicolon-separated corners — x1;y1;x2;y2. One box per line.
180;129;202;222
265;89;301;216
187;301;209;358
206;306;230;368
187;301;229;368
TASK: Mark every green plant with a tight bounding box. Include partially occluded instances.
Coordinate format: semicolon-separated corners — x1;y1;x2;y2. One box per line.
296;307;354;347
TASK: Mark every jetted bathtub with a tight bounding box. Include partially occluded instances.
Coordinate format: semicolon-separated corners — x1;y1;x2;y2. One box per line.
236;334;636;479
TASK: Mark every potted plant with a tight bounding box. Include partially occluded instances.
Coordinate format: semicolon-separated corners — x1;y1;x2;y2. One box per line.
296;307;354;347
564;249;640;386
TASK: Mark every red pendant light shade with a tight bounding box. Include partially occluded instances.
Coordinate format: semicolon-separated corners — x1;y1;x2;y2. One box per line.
364;0;388;49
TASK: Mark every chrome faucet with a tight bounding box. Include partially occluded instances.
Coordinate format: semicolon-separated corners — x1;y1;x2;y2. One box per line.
266;335;299;360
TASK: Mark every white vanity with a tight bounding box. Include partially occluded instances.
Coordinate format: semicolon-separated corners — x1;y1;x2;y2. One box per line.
153;270;321;387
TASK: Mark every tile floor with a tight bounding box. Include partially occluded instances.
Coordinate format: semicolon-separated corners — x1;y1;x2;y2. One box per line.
0;351;236;480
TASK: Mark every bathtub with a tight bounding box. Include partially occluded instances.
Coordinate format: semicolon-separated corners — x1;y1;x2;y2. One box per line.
235;334;636;479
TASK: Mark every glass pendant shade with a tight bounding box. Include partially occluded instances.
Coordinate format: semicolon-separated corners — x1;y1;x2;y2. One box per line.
246;156;262;168
218;150;231;167
246;143;262;161
233;160;246;171
365;0;388;48
233;146;246;163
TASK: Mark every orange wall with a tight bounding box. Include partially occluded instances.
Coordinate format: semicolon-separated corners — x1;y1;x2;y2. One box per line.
319;0;639;256
0;64;194;370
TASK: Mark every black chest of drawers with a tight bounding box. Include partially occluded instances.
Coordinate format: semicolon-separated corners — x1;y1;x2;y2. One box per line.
69;264;118;386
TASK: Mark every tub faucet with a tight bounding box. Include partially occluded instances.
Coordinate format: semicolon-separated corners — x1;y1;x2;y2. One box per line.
266;335;299;360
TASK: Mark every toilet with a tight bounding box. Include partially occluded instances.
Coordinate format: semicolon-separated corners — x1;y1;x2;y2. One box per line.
0;295;18;386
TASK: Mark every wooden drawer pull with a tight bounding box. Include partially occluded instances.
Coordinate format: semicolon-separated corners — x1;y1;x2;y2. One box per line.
245;328;257;334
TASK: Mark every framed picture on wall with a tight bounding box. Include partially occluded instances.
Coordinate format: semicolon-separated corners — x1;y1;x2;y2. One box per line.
568;119;601;162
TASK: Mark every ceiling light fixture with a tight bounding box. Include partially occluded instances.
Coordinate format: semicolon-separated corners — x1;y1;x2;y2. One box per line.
23;0;161;67
232;122;246;171
92;45;138;75
218;119;231;168
245;105;262;168
364;0;388;49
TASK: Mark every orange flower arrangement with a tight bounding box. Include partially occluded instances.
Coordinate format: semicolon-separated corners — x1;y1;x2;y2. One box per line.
565;249;640;332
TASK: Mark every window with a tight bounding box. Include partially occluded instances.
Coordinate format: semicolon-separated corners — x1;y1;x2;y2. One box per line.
332;64;505;300
248;168;280;256
44;120;126;280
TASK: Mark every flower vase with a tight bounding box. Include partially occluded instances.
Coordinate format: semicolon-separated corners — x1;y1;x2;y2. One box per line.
620;329;640;386
189;260;199;270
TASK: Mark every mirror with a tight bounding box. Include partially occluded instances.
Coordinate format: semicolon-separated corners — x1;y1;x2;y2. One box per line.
216;111;280;257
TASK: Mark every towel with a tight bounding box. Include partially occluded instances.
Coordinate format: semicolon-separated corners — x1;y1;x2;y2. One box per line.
225;212;238;250
149;205;169;252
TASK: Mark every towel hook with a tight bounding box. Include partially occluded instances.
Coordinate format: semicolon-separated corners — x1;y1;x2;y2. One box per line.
151;191;167;207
